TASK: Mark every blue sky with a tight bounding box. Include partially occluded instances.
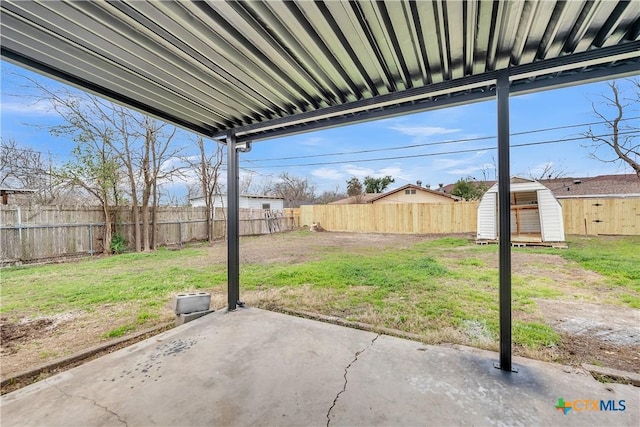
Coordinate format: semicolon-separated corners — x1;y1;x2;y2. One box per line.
1;60;638;198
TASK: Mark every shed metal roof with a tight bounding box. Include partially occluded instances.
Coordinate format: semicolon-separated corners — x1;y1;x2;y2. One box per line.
1;0;639;142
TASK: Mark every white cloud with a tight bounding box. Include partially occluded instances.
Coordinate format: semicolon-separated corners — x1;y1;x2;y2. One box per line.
300;136;325;146
378;166;404;177
311;167;343;181
389;125;461;137
342;165;374;178
431;157;474;171
430;152;490;180
448;166;484;176
159;156;184;172
0;100;58;116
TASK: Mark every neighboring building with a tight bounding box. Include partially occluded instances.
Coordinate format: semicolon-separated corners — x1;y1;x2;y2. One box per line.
477;177;565;243
189;194;284;210
368;184;460;204
539;174;639;198
0;188;38;205
440;182;470;195
444;173;639;199
329;184;459;205
329;193;381;205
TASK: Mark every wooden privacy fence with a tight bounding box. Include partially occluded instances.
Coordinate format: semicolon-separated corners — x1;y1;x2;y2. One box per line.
300;202;479;234
0;206;300;265
300;198;639;236
559;198;639;236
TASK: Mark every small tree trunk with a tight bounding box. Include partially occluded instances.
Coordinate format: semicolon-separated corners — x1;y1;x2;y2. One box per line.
102;203;112;255
142;202;151;251
131;204;141;252
151;183;158;250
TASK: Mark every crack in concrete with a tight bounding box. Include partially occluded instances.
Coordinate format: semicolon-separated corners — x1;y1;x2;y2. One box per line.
326;334;380;427
49;381;128;426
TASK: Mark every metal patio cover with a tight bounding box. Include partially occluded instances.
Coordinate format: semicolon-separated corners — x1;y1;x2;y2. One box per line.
1;0;639;143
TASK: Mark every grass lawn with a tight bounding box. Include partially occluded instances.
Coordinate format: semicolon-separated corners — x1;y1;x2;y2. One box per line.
1;232;639;369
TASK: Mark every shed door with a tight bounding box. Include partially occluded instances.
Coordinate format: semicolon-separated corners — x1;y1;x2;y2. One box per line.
477;192;497;239
537;189;566;241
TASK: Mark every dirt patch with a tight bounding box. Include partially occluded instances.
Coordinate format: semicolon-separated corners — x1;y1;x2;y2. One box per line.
535;299;640;373
236;232;437;265
1;318;54;353
0;307;174;380
556;333;640;374
1;324;173;395
537;300;640;346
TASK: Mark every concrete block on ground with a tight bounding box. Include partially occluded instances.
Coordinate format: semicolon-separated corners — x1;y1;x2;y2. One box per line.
172;292;211;314
175;309;215;326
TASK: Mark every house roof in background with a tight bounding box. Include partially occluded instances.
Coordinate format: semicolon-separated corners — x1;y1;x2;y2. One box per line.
329;193;380;205
0;188;38;193
329;183;459;204
368;184;460;202
540;174;640;198
441;182;486;194
443;173;639;198
1;1;638;142
188;194;284;201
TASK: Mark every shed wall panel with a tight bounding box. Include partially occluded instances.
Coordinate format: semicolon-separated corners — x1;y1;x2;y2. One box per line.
476;192;497;239
537;189;565;241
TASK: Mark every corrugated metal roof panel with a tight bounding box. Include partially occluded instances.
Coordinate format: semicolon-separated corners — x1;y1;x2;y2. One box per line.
1;0;638;140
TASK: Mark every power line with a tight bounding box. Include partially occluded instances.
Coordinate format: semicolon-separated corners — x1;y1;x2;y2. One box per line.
239;131;639;169
239;117;639;163
4;118;637;173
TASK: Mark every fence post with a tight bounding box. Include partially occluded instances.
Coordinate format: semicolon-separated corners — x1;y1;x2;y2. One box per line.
88;224;94;255
17;206;23;258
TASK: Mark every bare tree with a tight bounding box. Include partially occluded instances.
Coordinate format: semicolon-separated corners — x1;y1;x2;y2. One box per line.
134;116;182;251
0;138;55;203
238;171;273;196
526;161;567;181
480;156;497;182
316;185;346;204
22;75;139;249
182;136;224;243
26;74;185;251
583;79;639;178
239;172;254;195
54;135;120;254
266;172;316;208
104;101;144;251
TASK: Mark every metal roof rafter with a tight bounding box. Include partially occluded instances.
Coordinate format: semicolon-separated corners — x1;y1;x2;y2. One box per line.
213;41;640;142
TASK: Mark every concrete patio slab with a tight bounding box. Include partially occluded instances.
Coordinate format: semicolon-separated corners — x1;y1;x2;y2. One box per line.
1;308;638;426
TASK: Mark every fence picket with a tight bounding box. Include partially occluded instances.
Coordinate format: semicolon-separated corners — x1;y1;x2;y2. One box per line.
0;206;300;264
299;199;639;236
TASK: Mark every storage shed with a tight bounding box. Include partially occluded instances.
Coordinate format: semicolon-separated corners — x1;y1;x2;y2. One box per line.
477;177;565;243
